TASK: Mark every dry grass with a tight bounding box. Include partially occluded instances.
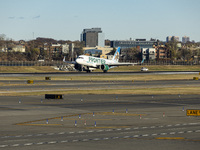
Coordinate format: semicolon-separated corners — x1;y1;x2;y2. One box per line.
0;66;57;73
110;65;200;71
0;74;199;81
0;65;200;73
1;86;200;96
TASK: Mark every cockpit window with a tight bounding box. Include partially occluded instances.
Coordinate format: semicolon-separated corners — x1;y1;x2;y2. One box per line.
78;57;84;59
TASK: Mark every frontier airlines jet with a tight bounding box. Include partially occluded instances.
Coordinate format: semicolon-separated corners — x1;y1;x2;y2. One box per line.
64;47;137;73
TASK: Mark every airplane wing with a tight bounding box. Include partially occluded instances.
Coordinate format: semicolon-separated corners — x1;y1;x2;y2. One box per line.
106;58;144;67
63;56;76;64
106;62;137;67
64;61;76;64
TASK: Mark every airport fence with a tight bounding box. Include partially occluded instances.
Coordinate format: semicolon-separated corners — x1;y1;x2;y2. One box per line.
0;61;65;66
0;60;199;66
123;60;200;66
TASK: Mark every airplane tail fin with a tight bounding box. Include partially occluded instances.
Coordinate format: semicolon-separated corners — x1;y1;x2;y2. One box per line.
141;58;145;64
112;47;120;62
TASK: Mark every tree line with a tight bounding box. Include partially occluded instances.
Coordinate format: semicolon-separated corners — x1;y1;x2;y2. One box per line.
1;34;200;62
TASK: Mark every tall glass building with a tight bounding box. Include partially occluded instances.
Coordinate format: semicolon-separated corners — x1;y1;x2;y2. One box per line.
80;28;105;47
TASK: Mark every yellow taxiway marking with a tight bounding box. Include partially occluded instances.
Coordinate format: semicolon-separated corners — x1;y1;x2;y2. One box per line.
16;124;62;126
16;112;145;126
96;112;146;116
64;118;112;121
155;137;185;140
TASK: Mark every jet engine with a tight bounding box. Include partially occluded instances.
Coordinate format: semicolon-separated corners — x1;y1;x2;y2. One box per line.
100;64;109;71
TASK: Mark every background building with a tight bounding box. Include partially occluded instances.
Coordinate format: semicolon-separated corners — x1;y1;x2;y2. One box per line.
11;45;26;53
142;48;156;60
182;36;190;43
83;46;113;55
111;39;155;49
80;28;105;47
155;45;167;59
166;36;179;42
84;49;102;57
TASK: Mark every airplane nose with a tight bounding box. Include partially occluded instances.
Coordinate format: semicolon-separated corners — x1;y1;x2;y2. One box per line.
76;59;80;64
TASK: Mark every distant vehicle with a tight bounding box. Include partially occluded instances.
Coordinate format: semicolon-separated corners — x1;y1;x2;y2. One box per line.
141;67;148;71
38;59;44;62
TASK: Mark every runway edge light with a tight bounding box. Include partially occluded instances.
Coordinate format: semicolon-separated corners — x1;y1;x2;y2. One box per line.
75;120;77;127
163;112;165;117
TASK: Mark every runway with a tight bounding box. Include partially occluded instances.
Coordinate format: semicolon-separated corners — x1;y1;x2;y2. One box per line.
0;72;200;149
0;70;199;77
0;79;199;95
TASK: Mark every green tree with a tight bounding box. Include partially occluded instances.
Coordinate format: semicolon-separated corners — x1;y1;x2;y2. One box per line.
26;47;40;61
110;48;116;55
166;37;178;60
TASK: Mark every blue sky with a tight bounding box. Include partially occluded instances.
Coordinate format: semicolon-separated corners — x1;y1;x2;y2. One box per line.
0;0;200;42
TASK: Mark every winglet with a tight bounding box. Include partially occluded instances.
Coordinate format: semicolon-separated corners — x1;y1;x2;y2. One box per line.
63;56;66;62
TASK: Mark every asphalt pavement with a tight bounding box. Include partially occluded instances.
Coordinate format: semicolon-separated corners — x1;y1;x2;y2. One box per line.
0;72;200;149
0;94;200;150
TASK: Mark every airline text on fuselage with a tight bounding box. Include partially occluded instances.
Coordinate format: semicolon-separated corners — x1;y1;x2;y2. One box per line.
88;57;106;64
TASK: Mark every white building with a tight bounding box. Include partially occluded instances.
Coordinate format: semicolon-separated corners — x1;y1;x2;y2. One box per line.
12;45;25;52
62;43;69;54
142;48;156;60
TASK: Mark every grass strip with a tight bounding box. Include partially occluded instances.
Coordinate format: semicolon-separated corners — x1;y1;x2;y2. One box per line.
1;86;200;96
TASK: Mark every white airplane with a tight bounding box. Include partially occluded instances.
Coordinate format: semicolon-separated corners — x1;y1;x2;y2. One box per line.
64;47;137;73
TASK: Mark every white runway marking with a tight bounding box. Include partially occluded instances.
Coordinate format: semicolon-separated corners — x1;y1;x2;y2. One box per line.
12;144;20;147
48;141;57;144
61;140;68;143
1;129;199;148
178;131;184;134
72;140;79;142
170;132;176;135
0;145;8;148
24;143;33;146
37;142;44;145
58;132;65;135
142;134;149;137
151;133;158;136
93;138;100;141
97;130;103;132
